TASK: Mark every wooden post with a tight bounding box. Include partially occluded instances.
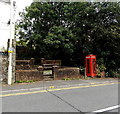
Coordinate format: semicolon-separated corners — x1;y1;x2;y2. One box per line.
85;67;87;79
52;66;58;80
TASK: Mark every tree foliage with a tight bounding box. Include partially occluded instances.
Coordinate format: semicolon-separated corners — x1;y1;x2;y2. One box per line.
16;2;120;75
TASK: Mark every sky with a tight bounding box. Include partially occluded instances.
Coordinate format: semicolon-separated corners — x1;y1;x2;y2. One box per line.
0;0;33;51
15;0;33;19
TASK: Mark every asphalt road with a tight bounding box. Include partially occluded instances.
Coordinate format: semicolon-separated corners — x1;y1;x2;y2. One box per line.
2;82;119;113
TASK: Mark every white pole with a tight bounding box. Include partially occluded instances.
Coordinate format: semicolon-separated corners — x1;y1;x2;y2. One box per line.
8;0;14;85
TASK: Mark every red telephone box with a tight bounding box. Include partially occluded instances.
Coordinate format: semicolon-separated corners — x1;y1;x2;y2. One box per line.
85;54;97;77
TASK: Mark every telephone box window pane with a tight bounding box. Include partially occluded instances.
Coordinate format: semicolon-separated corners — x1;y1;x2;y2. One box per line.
92;59;96;73
87;59;90;73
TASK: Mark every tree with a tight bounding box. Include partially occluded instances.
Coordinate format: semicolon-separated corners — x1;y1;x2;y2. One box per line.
16;2;120;75
43;25;75;65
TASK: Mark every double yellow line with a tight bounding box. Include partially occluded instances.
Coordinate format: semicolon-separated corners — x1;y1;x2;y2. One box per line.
1;82;119;97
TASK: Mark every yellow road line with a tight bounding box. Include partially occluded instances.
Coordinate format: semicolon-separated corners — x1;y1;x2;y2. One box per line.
1;82;119;97
1;90;47;97
48;82;118;91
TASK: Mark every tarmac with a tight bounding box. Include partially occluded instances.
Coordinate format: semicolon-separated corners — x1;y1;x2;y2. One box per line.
1;77;119;92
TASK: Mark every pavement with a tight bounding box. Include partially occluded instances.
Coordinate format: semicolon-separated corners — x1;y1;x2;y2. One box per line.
1;77;119;92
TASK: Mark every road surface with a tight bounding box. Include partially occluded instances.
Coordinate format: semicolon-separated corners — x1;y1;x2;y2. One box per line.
1;81;119;113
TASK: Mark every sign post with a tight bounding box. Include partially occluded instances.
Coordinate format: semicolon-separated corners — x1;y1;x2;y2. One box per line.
8;0;15;85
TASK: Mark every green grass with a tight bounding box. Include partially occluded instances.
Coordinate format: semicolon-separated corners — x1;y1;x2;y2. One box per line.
16;80;35;83
62;77;80;80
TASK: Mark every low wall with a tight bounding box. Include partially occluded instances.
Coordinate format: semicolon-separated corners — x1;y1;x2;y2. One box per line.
16;70;43;81
15;58;81;82
53;67;80;80
41;58;61;66
16;58;35;70
16;59;43;81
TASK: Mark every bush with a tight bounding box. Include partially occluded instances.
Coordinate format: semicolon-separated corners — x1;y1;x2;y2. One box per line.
99;64;106;72
97;64;106;77
108;70;120;78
